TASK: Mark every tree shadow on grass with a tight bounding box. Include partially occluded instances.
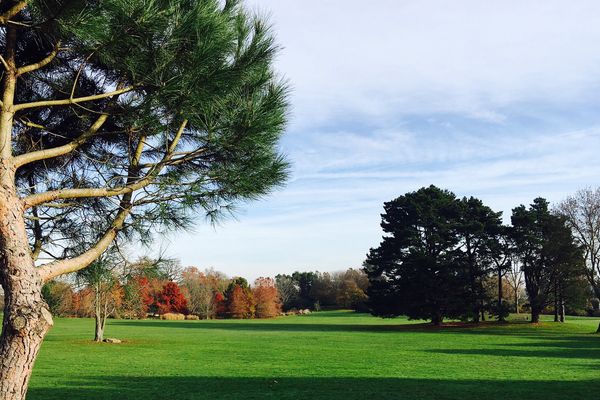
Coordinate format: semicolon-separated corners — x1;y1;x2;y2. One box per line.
428;334;600;360
113;319;451;333
111;319;597;337
27;376;600;400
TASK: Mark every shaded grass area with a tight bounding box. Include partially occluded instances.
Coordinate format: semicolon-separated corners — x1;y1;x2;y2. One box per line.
27;377;600;400
28;311;600;399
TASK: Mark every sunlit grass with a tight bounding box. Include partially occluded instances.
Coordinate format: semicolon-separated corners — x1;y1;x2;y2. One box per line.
27;311;600;399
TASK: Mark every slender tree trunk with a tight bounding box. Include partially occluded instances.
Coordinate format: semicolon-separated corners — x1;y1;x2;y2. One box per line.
559;300;565;323
553;283;559;322
515;291;519;314
0;185;53;399
497;269;505;322
94;314;104;342
596;323;600;334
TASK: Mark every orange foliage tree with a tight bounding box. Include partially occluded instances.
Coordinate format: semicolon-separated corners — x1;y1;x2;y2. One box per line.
253;277;282;318
226;278;255;319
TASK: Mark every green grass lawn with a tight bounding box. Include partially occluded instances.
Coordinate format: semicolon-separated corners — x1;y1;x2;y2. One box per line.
26;311;600;399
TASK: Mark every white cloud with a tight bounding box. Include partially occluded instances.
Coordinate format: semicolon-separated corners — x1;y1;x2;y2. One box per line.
247;0;600;124
153;1;600;280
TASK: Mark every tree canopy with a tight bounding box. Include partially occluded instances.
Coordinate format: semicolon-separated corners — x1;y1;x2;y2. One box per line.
7;0;289;281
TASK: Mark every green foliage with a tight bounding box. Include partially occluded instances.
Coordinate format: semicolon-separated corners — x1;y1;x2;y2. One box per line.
291;271;317;308
511;198;586;322
12;0;290;257
41;281;73;317
365;185;467;323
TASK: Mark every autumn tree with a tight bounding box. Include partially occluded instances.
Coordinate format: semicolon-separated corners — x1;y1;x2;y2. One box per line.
0;0;289;397
336;279;368;310
226;278;254;319
156;281;188;315
181;267;228;319
41;281;73;317
252;277;281;318
120;277;148;319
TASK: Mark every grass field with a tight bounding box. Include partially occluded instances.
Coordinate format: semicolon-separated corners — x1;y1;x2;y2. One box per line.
25;311;600;399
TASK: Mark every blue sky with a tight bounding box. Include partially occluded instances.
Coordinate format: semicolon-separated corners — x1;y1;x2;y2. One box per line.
157;1;600;280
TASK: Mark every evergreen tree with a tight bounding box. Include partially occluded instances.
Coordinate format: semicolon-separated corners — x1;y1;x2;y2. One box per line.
0;1;289;396
511;198;585;323
456;196;503;322
365;185;465;325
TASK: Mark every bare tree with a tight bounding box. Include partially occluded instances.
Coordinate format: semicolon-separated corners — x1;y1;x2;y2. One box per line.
506;257;525;314
556;187;600;332
0;1;289;397
556;188;600;293
275;274;298;310
181;267;228;319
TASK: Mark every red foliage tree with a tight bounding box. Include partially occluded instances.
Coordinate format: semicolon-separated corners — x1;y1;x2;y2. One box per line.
253;278;282;318
135;276;154;309
156;281;188;314
228;284;254;319
214;292;227;318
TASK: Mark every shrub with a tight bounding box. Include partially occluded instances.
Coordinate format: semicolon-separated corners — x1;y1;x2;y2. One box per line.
185;315;200;320
160;313;185;320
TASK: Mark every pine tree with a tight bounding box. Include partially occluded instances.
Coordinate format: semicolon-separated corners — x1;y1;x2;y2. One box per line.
365;186;465;325
0;1;289;396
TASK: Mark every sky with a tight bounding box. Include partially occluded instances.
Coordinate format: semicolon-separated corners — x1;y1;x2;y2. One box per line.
158;0;600;280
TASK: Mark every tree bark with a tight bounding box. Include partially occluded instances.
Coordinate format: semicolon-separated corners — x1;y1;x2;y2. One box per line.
0;184;53;400
431;312;443;326
94;314;104;342
531;306;541;323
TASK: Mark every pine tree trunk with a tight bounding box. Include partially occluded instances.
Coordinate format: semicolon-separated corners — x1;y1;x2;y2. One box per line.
0;184;53;400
